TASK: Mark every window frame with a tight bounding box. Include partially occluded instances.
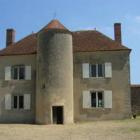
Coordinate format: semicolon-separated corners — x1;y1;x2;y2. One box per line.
90;64;105;78
12;95;24;110
91;91;104;108
12;65;25;80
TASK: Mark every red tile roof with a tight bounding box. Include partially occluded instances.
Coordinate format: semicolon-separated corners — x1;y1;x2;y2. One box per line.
73;30;130;52
39;19;69;31
0;34;37;56
0;21;131;56
131;85;140;88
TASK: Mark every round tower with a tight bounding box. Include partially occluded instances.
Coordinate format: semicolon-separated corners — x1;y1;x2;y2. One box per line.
36;20;73;124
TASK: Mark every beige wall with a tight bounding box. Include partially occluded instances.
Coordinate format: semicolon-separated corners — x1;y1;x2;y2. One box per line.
73;51;131;121
0;49;131;123
0;55;36;123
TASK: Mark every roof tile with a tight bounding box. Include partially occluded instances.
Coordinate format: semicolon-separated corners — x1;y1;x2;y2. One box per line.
0;27;130;56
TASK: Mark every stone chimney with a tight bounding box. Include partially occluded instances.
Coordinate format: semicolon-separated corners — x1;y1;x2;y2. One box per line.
114;23;122;44
6;29;15;47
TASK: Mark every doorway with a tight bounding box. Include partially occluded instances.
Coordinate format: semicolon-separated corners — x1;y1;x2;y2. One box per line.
52;106;63;124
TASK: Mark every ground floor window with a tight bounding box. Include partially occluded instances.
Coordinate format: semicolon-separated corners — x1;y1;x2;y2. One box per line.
91;91;104;107
13;95;24;109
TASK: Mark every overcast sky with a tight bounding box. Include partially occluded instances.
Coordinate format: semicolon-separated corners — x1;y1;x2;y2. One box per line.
0;0;140;84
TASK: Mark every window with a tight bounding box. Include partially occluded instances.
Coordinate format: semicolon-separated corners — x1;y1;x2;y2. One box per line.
12;65;25;80
13;95;24;109
91;91;104;108
90;64;104;78
83;90;112;109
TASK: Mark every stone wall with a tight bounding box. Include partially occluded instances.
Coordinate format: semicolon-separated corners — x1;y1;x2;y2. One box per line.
131;85;140;115
0;55;36;123
73;50;131;121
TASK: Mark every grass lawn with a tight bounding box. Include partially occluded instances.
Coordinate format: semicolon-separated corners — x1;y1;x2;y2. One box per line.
0;117;140;140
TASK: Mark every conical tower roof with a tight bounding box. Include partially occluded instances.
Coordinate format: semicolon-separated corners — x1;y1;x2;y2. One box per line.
40;19;69;32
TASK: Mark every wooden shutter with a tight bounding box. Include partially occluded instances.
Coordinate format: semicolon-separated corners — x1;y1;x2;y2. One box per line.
25;66;31;80
5;66;11;80
83;90;91;108
104;90;112;108
105;62;112;78
82;63;90;78
24;94;31;110
5;94;11;110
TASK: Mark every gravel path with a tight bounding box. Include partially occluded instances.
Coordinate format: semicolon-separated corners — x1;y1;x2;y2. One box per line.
0;118;140;140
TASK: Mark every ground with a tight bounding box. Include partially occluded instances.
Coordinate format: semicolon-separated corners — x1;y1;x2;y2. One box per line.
0;117;140;140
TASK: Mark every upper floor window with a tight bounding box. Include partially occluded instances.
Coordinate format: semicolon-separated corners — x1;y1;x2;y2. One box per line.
5;65;31;81
90;64;105;78
82;63;112;78
12;65;25;80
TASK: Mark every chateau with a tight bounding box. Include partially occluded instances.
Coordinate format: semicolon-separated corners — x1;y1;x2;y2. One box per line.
0;20;131;124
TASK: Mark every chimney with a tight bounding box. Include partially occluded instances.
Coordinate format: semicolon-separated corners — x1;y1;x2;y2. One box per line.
6;29;15;47
114;23;122;44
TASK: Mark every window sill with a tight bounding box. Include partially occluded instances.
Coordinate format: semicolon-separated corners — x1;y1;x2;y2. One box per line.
83;107;112;110
83;107;104;110
90;77;105;79
4;79;31;82
9;109;31;111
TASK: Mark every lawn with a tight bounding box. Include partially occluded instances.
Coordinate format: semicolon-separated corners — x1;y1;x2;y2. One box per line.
0;117;140;140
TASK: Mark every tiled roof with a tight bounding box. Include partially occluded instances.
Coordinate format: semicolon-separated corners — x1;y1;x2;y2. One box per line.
39;19;69;31
0;34;37;56
72;30;130;52
0;25;130;56
131;85;140;88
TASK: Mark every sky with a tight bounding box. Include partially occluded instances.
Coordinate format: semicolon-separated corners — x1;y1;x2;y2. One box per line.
0;0;140;84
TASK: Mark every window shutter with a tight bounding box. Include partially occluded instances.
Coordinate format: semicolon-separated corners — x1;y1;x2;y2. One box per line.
82;63;90;78
24;94;31;110
5;94;11;110
5;66;11;80
83;90;91;108
105;62;112;78
25;66;31;80
104;90;112;108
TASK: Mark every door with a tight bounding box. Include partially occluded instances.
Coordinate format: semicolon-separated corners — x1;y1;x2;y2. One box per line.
52;106;63;124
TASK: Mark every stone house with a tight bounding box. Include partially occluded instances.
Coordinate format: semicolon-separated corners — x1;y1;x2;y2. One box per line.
131;85;140;115
0;19;131;124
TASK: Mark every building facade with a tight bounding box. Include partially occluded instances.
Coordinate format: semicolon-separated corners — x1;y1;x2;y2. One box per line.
131;85;140;116
0;20;131;124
